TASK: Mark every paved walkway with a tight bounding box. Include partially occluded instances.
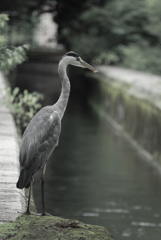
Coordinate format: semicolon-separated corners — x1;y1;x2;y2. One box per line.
0;72;25;223
98;66;161;110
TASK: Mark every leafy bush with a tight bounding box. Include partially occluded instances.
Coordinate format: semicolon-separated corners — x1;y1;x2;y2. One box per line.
0;14;28;75
57;0;161;75
0;14;43;132
0;14;8;45
1;87;43;132
0;45;28;75
117;44;161;74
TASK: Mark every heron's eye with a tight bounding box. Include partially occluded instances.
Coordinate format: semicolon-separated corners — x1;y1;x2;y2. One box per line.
76;57;80;61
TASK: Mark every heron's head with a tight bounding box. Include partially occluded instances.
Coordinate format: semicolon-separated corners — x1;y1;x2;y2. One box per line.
61;51;98;73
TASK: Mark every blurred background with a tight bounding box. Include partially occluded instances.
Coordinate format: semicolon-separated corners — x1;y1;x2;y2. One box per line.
1;0;161;74
1;0;161;239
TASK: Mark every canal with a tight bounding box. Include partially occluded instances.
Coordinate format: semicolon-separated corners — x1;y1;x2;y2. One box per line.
33;98;161;240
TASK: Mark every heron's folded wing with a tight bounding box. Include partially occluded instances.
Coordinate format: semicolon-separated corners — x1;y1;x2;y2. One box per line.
19;110;61;173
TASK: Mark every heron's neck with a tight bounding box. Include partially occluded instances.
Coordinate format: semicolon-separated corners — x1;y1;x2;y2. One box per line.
54;61;71;119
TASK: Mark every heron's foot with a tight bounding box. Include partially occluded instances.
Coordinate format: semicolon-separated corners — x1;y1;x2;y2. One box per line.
29;212;52;216
17;210;31;215
30;212;42;216
24;210;31;215
42;212;52;216
19;211;40;216
18;210;52;216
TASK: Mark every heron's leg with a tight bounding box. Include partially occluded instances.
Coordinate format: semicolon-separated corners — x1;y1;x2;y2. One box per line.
25;176;34;215
40;162;48;216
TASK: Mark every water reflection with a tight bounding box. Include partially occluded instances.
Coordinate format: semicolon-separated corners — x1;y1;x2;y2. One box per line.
33;102;161;240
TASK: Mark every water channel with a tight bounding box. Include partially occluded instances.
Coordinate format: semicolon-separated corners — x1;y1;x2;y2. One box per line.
33;98;161;240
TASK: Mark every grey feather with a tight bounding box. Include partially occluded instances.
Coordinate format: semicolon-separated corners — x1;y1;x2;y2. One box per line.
17;107;61;189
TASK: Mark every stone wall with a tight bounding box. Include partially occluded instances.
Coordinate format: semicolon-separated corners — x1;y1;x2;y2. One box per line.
89;66;161;170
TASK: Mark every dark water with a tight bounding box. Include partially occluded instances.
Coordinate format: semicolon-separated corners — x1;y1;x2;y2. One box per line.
33;103;161;240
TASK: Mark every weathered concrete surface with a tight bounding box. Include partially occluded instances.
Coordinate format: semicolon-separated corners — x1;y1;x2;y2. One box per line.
0;214;114;240
0;72;25;223
98;66;161;110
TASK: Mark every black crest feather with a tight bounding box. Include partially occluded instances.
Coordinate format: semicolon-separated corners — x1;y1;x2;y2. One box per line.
65;51;79;58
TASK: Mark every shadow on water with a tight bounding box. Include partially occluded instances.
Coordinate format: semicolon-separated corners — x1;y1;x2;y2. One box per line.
33;98;161;240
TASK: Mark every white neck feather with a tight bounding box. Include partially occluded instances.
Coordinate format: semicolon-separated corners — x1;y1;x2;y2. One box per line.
54;58;71;119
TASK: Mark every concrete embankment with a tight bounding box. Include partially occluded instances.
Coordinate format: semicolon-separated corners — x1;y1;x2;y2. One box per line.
89;66;161;169
0;72;25;223
98;66;161;110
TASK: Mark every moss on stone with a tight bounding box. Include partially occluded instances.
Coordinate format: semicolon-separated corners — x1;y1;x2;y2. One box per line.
88;72;161;164
0;214;114;240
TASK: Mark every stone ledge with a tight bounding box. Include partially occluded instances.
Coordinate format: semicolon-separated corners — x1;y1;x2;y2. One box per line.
98;66;161;110
0;214;114;240
0;72;25;223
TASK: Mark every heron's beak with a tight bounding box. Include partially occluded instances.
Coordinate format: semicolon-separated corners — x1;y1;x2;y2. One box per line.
80;60;98;73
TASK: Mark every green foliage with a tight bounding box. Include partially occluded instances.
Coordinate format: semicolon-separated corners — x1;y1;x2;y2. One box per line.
0;13;44;132
0;45;28;75
58;0;161;75
0;13;43;132
93;51;120;65
1;87;43;131
0;1;44;44
0;14;28;75
0;14;9;27
144;0;161;39
117;44;161;74
59;1;149;60
0;14;9;46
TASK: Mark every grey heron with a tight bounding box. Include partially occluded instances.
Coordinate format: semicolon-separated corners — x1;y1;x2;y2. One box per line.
16;51;98;215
